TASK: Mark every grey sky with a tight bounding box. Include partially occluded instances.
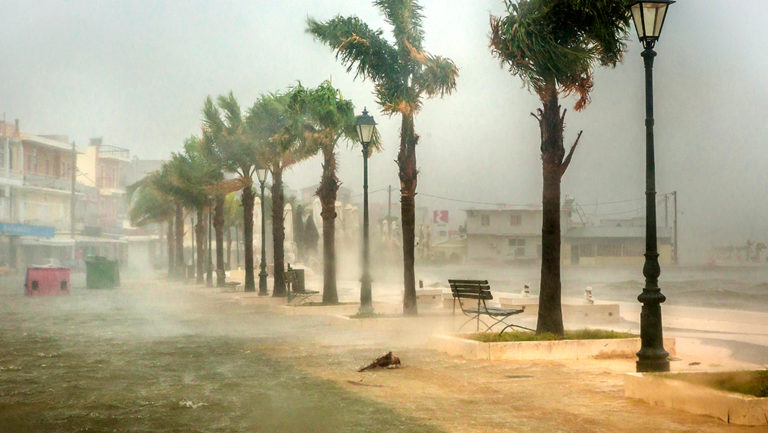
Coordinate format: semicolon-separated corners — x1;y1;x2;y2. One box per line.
1;0;767;262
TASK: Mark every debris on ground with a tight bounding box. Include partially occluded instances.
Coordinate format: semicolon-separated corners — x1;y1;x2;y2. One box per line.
358;351;401;372
347;379;385;387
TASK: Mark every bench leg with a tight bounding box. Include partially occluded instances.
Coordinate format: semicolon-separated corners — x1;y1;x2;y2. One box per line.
459;315;480;332
496;320;535;335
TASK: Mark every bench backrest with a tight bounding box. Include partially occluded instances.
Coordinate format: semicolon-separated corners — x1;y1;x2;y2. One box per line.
448;279;493;300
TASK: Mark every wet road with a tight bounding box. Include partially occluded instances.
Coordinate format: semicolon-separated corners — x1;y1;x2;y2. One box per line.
0;281;440;433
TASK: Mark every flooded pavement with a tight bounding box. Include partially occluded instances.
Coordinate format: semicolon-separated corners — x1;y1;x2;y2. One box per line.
1;276;764;433
0;281;440;433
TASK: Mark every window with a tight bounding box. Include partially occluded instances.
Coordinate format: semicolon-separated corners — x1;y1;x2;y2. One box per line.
508;238;525;247
597;242;622;257
480;215;490;226
509;214;521;226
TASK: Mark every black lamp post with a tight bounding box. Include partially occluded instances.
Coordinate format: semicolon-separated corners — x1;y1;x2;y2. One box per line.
256;167;269;296
629;0;674;373
356;108;377;313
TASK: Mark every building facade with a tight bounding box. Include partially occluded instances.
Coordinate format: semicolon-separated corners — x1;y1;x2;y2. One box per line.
465;206;673;266
0;120;78;268
77;138;130;235
465;206;572;263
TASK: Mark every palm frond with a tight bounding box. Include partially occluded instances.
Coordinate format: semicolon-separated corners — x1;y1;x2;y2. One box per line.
307;15;400;84
374;0;425;51
490;0;630;110
416;54;458;98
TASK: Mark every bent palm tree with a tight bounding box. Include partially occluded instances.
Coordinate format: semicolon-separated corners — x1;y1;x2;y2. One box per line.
166;139;220;284
202;93;260;291
288;81;359;305
490;0;629;335
308;0;458;315
126;169;176;276
249;91;315;297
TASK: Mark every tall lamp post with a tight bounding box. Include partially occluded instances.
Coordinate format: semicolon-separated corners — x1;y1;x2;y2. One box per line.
356;108;377;313
256;167;269;296
629;0;674;373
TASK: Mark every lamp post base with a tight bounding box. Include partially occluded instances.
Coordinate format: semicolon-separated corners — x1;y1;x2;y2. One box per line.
258;269;268;296
359;275;373;314
636;358;670;373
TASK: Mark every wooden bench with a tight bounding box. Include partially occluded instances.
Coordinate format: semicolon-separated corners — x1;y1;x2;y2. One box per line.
449;279;531;334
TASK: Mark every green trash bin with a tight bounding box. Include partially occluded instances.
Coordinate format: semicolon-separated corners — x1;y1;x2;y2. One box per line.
292;268;305;293
85;256;120;289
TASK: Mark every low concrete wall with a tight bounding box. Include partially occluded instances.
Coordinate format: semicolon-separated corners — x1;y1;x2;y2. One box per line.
624;373;768;426
499;297;620;324
416;289;444;308
429;334;676;361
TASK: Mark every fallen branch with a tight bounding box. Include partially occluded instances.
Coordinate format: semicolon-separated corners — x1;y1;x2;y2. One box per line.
358;351;401;372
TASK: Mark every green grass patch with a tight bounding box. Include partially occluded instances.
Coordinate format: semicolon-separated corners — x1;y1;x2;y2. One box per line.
668;370;768;398
465;329;638;343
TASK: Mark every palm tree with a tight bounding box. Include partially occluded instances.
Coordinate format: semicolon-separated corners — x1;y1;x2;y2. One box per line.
126;169;176;276
202;93;260;291
130;162;187;278
249;91;315;297
288;81;359;304
490;0;629;335
307;0;458;315
166;139;220;284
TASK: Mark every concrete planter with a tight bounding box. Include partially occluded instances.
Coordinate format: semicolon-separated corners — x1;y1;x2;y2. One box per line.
625;372;768;426
429;334;676;361
498;296;620;324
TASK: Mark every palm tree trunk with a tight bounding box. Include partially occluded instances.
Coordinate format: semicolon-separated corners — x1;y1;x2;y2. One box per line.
536;83;565;336
226;224;232;270
167;218;175;277
272;166;286;297
195;207;205;284
398;113;418;315
242;184;256;292
318;148;338;304
174;203;184;279
214;195;225;287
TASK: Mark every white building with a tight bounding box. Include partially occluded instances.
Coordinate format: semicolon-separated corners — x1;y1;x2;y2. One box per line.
465;206;571;263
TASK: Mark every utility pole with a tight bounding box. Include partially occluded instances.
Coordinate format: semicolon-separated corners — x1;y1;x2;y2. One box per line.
70;141;76;239
387;184;392;240
673;190;678;265
664;192;668;228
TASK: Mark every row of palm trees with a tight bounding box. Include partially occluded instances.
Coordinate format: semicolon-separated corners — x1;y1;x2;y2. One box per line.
130;0;633;335
129;83;361;300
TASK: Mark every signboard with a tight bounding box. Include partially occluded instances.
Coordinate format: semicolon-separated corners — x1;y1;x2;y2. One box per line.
0;223;55;238
433;210;449;226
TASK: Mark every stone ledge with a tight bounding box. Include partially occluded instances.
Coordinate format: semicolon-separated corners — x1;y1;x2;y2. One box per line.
429;334;676;361
624;372;768;426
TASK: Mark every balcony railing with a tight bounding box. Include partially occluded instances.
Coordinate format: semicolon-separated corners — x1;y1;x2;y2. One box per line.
98;145;130;160
24;173;70;191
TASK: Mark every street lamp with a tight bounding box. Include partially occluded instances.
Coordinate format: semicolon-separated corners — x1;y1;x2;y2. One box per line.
256;167;269;296
356;107;376;313
629;0;674;373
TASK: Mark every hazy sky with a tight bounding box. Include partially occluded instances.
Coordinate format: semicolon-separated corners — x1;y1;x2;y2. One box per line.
1;0;767;263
